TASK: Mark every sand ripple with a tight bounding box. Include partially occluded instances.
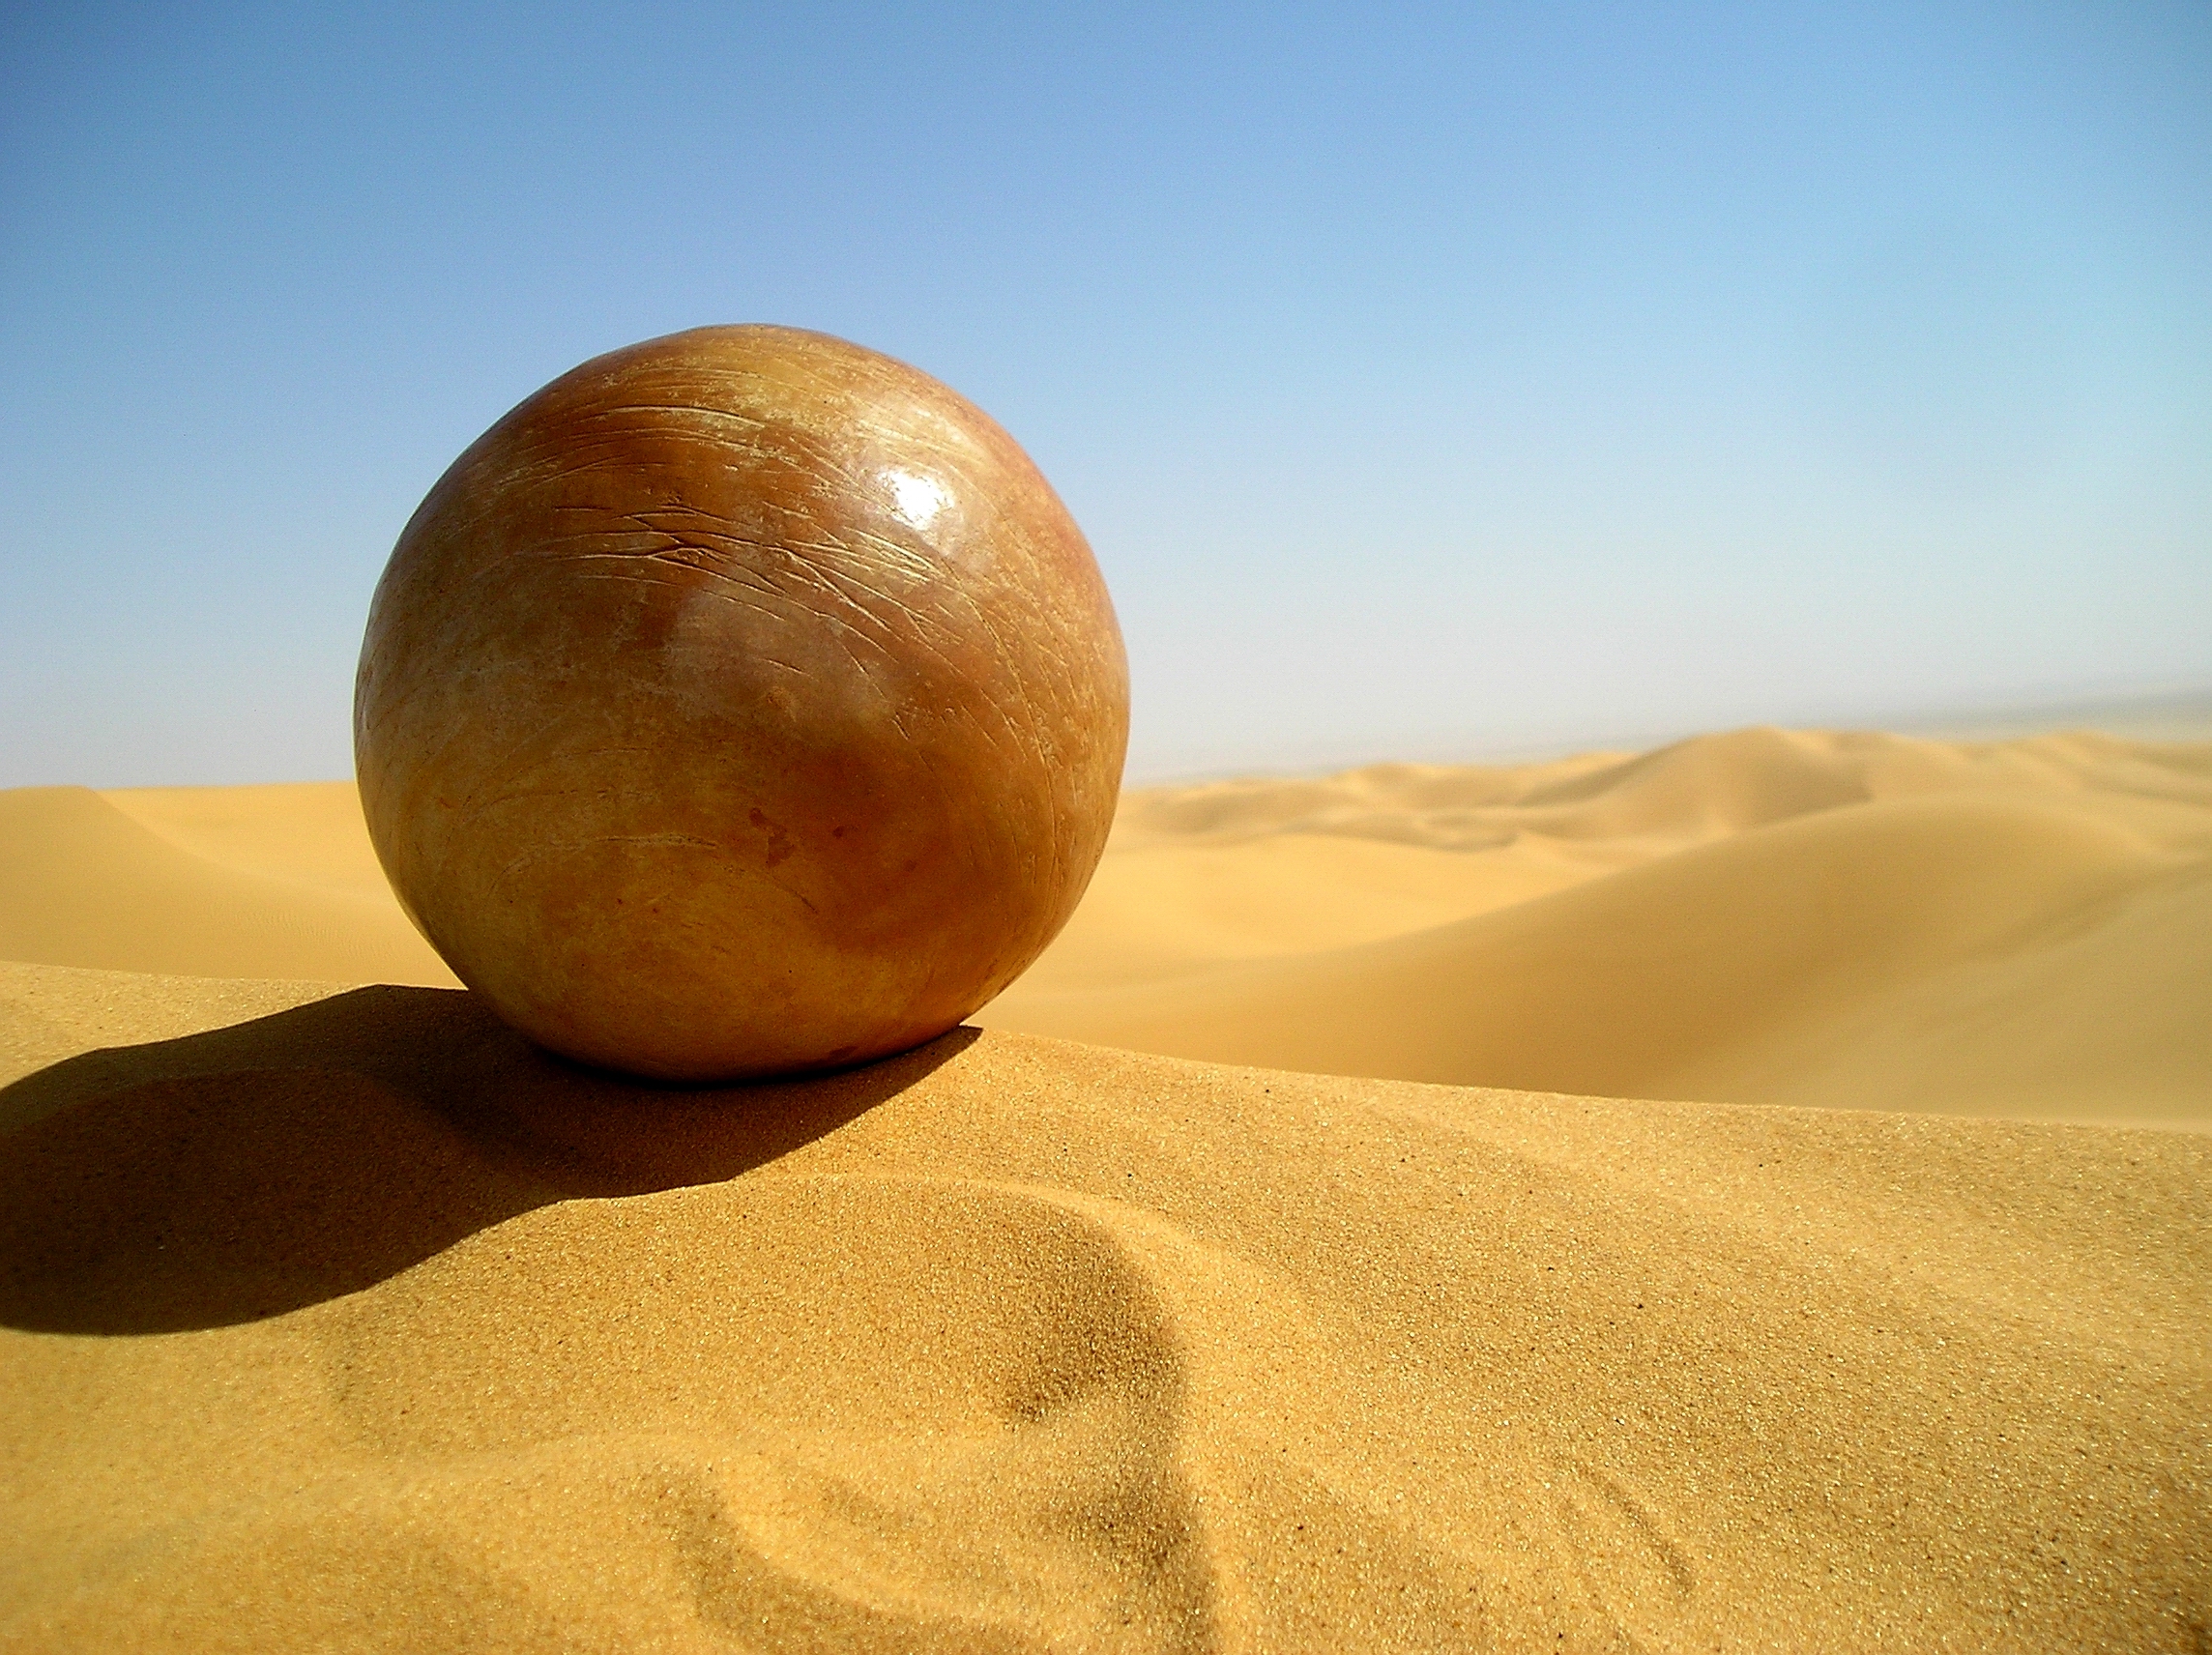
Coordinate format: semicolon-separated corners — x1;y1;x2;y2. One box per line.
2;972;2206;1649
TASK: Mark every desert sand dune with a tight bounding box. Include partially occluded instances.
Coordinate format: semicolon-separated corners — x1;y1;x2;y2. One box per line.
0;785;454;987
102;781;405;897
987;729;2212;1125
3;726;2208;1648
1112;725;2212;852
0;962;2204;1650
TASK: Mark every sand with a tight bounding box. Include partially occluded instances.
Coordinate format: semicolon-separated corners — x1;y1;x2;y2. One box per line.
986;728;2212;1129
2;727;2208;1650
1;785;453;987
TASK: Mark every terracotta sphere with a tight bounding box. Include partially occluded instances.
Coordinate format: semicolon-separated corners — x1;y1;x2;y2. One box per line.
355;326;1128;1081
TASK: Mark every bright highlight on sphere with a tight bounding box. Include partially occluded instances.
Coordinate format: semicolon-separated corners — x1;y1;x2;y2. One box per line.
354;325;1129;1082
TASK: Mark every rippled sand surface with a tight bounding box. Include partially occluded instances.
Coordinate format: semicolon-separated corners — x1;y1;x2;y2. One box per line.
2;727;2207;1650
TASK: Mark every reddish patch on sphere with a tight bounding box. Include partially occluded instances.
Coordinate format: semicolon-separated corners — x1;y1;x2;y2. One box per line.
355;326;1128;1081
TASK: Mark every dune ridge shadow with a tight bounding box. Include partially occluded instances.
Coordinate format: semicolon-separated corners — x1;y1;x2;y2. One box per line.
0;984;976;1336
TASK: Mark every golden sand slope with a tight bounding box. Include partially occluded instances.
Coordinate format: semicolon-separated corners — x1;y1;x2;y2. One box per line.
1;961;2206;1651
985;728;2212;1126
0;784;453;986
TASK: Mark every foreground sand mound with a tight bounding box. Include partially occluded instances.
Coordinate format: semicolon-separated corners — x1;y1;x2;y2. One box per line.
1;961;2206;1651
988;728;2212;1125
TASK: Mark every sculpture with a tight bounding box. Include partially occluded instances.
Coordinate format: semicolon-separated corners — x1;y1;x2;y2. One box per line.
356;326;1127;1081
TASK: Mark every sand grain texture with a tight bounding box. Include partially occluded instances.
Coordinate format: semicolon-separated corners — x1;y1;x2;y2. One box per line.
2;727;2207;1650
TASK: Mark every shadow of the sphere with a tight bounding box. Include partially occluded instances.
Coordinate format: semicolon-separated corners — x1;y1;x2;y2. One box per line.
0;984;977;1336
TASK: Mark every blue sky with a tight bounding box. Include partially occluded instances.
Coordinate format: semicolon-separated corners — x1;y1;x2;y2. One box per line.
3;1;2206;785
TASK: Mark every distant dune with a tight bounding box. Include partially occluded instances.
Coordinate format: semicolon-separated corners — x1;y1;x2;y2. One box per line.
0;783;453;986
986;727;2212;1127
2;725;2206;1649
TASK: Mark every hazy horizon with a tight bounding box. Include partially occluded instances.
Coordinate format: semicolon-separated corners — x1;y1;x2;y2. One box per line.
1125;677;2212;788
5;2;2207;789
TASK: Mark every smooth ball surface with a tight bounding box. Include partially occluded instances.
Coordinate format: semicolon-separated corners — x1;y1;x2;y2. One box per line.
355;326;1128;1081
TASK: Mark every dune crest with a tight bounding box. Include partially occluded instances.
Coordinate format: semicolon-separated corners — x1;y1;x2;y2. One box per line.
988;728;2212;1125
0;786;453;987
